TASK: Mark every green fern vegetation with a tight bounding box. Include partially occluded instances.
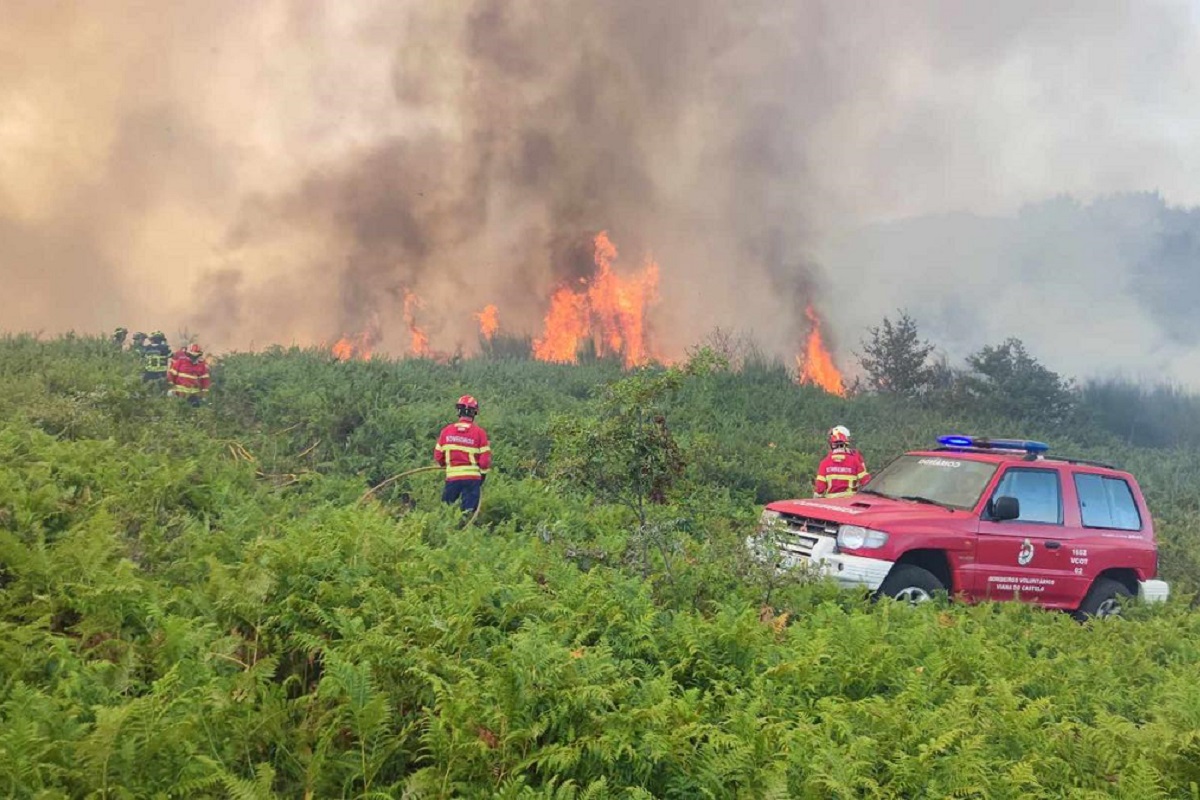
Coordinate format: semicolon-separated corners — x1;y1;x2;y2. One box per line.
2;332;1200;798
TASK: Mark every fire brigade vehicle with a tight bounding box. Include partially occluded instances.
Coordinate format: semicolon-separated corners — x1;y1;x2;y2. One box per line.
750;435;1169;618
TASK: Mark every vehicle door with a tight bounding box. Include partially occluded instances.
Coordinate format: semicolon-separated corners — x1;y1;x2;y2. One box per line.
1064;470;1153;605
973;466;1073;607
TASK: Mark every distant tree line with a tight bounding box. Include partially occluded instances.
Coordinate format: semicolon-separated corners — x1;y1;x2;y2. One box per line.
855;310;1200;447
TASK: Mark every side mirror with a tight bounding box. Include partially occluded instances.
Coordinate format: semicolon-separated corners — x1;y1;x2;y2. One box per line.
991;496;1020;521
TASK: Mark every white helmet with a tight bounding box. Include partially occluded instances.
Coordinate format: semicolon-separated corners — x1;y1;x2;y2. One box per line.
828;425;851;448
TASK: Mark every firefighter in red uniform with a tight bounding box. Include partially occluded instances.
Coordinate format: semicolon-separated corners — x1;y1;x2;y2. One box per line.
813;425;870;498
434;395;491;513
167;343;212;406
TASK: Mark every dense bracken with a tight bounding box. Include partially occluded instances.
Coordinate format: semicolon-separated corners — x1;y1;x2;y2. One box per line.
1;334;1198;798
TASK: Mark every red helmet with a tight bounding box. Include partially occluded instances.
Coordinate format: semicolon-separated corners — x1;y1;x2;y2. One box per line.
456;395;479;413
186;343;203;358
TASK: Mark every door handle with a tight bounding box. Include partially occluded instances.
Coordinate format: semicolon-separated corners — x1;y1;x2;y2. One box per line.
1044;541;1062;550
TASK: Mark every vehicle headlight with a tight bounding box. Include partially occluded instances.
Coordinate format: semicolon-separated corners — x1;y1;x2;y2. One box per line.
836;524;889;550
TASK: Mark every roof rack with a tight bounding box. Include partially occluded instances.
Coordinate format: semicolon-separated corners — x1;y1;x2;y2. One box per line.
1054;456;1118;470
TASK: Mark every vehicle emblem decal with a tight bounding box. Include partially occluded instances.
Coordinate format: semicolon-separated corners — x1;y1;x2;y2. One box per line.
1017;538;1034;566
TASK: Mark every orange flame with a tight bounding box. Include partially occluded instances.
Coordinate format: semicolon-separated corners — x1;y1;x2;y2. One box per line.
532;231;660;368
796;304;846;396
532;286;590;363
331;329;375;361
403;289;430;357
475;304;499;341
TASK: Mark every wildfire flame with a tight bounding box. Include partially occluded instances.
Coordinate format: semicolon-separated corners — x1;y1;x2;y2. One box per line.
332;329;375;361
532;231;660;368
326;235;845;380
796;304;846;396
475;304;499;341
403;289;430;357
533;286;590;363
330;309;381;361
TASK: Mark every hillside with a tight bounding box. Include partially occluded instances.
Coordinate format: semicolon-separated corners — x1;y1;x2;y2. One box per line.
2;335;1199;798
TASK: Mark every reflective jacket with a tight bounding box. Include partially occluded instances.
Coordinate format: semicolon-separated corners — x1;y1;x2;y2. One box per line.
142;342;172;378
434;418;492;482
814;448;870;498
168;355;211;397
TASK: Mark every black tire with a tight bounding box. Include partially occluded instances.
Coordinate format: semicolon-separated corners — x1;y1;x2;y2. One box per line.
877;564;945;604
1073;577;1132;621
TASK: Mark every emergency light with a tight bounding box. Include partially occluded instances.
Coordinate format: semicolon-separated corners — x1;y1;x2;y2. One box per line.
937;435;1049;454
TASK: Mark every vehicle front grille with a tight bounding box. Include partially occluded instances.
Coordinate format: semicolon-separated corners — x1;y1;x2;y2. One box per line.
772;513;838;559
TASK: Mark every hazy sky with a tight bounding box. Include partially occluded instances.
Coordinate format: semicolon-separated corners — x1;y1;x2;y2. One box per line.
2;1;1198;384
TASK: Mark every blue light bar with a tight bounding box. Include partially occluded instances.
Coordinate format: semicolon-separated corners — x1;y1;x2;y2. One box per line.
937;435;1049;454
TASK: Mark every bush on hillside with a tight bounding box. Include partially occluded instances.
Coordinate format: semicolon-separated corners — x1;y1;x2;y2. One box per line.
957;337;1078;426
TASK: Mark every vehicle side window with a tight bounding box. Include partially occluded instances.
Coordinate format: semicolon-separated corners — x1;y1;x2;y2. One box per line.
1074;473;1142;531
990;468;1062;524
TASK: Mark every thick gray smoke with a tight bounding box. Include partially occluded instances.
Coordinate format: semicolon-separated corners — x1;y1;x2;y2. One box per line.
820;194;1200;386
3;1;1199;384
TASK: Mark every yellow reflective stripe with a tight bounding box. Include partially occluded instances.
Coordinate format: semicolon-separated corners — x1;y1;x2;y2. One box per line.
442;445;485;455
441;441;489;477
171;386;203;395
820;473;859;492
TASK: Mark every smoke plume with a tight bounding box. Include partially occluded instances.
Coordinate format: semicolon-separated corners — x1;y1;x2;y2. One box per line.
3;1;1199;385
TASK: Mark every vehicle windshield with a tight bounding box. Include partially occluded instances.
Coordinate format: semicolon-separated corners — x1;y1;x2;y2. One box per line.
860;455;998;510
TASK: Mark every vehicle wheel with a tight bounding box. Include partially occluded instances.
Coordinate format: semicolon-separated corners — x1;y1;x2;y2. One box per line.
1073;577;1132;621
877;565;945;604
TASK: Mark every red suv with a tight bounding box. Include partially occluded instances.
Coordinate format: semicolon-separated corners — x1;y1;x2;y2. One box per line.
752;436;1170;617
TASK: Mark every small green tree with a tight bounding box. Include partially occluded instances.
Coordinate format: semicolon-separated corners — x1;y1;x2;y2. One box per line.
856;311;935;397
961;337;1076;425
548;361;715;579
549;367;684;528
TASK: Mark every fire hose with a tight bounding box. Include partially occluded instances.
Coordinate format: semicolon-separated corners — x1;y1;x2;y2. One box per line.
358;465;484;526
357;465;441;504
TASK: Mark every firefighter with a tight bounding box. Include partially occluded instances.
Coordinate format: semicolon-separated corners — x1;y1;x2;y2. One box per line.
131;331;148;354
434;395;491;513
167;343;212;405
813;425;870;498
112;327;128;348
142;331;172;382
